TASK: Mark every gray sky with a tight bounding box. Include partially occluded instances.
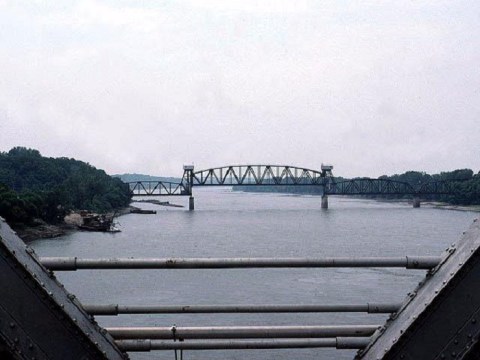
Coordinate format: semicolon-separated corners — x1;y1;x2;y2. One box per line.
0;0;479;178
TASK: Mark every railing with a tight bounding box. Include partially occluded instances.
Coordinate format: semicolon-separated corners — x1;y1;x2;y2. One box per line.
39;255;441;354
2;216;479;358
83;303;402;315
39;256;441;270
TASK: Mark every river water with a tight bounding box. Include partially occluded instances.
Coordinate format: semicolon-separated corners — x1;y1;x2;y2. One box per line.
30;188;477;360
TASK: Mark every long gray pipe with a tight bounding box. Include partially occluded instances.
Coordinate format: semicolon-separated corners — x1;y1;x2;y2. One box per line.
84;302;401;315
106;325;380;340
39;256;441;271
116;338;371;351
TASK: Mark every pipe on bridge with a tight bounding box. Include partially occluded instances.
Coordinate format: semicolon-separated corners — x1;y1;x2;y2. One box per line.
39;256;442;271
115;338;371;351
106;325;380;340
83;302;401;315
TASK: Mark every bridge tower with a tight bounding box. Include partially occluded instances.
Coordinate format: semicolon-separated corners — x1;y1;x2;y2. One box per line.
182;165;195;210
320;164;334;209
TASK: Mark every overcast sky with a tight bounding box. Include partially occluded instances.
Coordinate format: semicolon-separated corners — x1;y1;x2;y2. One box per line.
0;1;479;178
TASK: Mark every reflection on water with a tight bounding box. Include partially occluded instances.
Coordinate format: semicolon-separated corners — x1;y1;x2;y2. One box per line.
31;188;476;360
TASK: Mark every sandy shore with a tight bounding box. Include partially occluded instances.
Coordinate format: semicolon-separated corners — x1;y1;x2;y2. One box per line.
368;198;480;212
420;202;480;212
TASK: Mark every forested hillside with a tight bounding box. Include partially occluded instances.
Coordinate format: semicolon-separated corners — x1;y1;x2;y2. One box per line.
0;147;131;225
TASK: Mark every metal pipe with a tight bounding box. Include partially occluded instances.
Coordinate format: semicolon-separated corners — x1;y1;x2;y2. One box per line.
39;256;441;271
106;325;380;340
115;337;371;351
83;303;401;315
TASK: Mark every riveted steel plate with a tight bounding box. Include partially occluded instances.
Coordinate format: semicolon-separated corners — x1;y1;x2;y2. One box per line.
0;218;128;360
358;218;480;360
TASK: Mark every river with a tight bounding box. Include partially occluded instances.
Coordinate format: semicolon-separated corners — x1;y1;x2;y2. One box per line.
30;188;477;360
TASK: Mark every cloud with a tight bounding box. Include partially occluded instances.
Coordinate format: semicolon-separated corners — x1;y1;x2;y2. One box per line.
0;1;479;177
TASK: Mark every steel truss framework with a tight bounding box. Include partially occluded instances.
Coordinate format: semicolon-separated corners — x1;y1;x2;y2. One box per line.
326;178;458;195
127;165;461;197
326;179;414;195
192;165;329;186
128;181;187;196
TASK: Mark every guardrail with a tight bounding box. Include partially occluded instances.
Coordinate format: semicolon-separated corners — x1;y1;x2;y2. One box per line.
36;254;441;355
39;256;441;270
2;217;480;359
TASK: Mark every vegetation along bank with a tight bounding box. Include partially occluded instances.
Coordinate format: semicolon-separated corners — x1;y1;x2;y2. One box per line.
0;147;131;240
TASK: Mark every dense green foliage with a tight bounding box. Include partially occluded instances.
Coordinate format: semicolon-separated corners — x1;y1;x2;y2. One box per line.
0;147;131;224
378;169;480;205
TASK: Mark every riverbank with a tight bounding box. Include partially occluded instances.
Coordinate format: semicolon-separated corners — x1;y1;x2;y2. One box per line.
15;206;136;242
368;197;480;212
14;221;75;242
421;201;480;212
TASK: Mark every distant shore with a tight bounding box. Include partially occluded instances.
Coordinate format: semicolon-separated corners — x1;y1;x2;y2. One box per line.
15;198;480;242
365;197;480;212
420;201;480;212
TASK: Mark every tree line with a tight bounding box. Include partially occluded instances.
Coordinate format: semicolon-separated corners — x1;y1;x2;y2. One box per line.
0;147;131;225
377;169;480;205
233;169;480;205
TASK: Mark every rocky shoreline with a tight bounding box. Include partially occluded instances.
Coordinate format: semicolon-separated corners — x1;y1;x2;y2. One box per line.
14;222;75;242
15;206;135;242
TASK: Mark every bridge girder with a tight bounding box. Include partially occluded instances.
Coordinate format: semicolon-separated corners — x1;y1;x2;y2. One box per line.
416;180;458;195
326;178;417;196
128;181;187;196
191;165;329;187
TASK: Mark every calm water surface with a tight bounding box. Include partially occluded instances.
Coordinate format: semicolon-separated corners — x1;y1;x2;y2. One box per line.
31;188;477;360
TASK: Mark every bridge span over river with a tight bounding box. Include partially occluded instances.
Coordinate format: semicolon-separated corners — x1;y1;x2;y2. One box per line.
128;164;462;210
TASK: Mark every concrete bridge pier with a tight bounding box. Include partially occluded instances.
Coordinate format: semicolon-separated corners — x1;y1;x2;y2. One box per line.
189;196;195;211
412;197;421;208
321;195;328;209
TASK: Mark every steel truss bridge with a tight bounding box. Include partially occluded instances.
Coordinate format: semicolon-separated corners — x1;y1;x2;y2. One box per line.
127;164;460;199
326;178;457;196
128;165;333;196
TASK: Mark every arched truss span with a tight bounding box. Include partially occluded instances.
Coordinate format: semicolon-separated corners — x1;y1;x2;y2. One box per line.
192;165;329;186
